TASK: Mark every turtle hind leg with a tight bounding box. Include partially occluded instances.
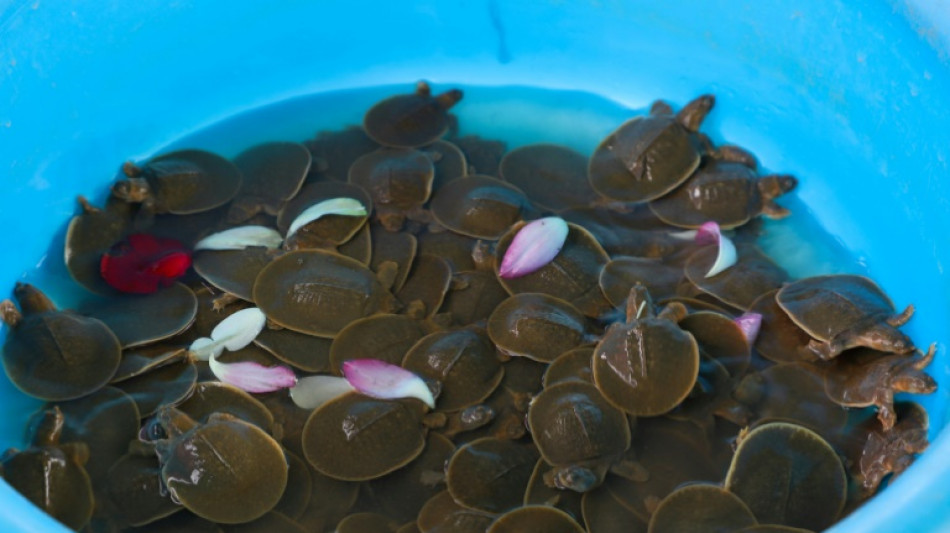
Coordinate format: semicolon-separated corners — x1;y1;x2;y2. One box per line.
675;94;715;132
886;304;915;327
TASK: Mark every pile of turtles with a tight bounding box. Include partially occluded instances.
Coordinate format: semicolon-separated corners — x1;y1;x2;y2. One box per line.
0;81;937;533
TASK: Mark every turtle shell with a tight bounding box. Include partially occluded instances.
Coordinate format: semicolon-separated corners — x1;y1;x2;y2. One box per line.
648;484;756;533
524;457;585;522
304;125;380;181
301;393;428;481
430;175;535;240
487;293;587;363
1;442;95;530
581;486;648;533
155;409;288;524
80;281;197;348
348;147;434;225
599;256;684;307
738;362;848;436
64;197;134;294
111;344;186;383
527;381;630;491
775;274;914;359
395;254;453;317
254;327;334;373
724;422;846;531
588;113;700;203
416;229;478;272
329;314;429;373
272;451;312;521
193;247;278;302
591;311;699;417
748;290;818;364
114;359;198;417
499;144;599;212
649;160;761;229
363;83;463;148
370;226;417;292
176;381;275;432
253;249;398;338
441;270;510;325
679;311;751;377
543;346;595;387
369;432;456;523
488;506;586;533
685;243;789;310
228;141;311;221
402;327;504;412
335;220;372;265
445;437;540;514
417;490;495;533
335;513;400;533
495;221;612;318
424;139;469;191
104;448;181;527
128;149;243;214
2;284;122;401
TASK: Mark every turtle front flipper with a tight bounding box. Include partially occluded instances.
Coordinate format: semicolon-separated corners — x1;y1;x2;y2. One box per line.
675;94;715;132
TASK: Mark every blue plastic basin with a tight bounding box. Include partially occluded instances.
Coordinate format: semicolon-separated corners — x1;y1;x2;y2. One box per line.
1;1;949;531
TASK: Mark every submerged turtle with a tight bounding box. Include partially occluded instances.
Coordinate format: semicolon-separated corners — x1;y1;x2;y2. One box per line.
823;344;937;430
348;147;435;231
363;81;463;148
527;381;631;492
113;149;242;215
588;95;714;202
775;274;915;360
649;159;798;229
591;285;699;416
153;407;288;524
0;408;95;531
1;283;122;401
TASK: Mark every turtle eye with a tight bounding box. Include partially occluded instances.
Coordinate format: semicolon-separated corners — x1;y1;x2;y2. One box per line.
139;416;167;442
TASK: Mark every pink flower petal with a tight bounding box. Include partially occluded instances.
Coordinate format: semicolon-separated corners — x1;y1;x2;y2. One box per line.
499;217;569;279
734;312;763;346
209;355;297;393
695;221;737;278
342;359;435;408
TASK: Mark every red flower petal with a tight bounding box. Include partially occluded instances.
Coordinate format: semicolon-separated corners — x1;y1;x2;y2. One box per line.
100;233;192;294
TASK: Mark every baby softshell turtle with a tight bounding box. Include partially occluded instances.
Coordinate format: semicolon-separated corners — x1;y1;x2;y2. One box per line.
424;139;469;191
592;285;699;416
253;249;398;338
648;483;757;533
543;346;595;386
487;293;588;363
154;407;288;524
329;314;429;372
776;274;915;360
843;402;929;497
193;247;278;302
80;281;197;348
725;422;846;531
114;149;243;215
1;283;122;401
104;444;182;527
254;327;334;373
348;147;434;231
228;141;311;222
528;380;631;492
649;160;798;229
581;485;648;533
363;81;463;148
488;505;586;533
369;432;457;523
685;243;788;310
176;380;275;432
276;181;373;243
588;96;713;202
431;175;535;240
495;221;612;318
0;408;95;531
417;490;495;533
302;393;429;481
64;196;134;294
446;436;540;514
499;143;599;212
823;345;937;430
402;327;504;412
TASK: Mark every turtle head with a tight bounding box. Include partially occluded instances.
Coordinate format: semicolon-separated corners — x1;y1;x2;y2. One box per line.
891;371;937;395
758;175;798;200
862;324;915;355
111;177;151;203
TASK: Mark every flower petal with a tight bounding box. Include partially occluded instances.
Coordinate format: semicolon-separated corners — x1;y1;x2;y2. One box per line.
289;375;356;410
210;307;267;351
100;233;192;294
194;226;283;251
287;198;368;239
209;355;297;393
734;312;763;346
342;359;435;408
696;221;737;278
188;336;222;361
498;217;569;279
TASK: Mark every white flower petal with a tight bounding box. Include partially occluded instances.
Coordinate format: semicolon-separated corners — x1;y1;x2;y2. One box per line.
287;198;367;239
194;225;283;251
210;307;267;351
289;375;356;410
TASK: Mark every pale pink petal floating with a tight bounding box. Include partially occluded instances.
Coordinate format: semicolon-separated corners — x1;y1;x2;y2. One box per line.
734;312;763;346
342;359;435;408
499;217;569;279
289;375;355;410
696;221;737;278
209;354;297;393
